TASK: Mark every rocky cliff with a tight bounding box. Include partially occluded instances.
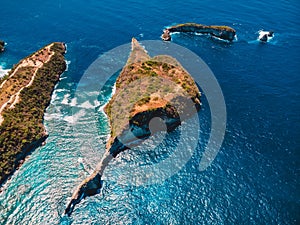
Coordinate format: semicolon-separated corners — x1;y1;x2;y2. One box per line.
0;42;66;186
162;23;236;41
65;38;201;216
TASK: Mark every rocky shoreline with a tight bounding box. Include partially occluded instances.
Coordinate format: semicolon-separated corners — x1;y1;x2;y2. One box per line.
65;38;201;216
161;23;236;41
0;42;66;186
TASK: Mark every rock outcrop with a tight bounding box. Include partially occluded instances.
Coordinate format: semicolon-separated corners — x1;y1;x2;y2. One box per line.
65;38;201;216
0;42;66;186
258;31;274;42
0;40;4;52
161;23;236;42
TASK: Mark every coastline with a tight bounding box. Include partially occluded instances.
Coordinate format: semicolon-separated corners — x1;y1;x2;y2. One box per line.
0;135;47;193
0;42;67;187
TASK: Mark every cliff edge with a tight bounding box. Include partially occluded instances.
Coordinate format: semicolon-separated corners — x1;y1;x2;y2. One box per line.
65;38;201;216
0;42;66;186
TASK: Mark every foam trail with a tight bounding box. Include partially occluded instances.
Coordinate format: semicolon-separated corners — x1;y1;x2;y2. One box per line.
65;60;71;71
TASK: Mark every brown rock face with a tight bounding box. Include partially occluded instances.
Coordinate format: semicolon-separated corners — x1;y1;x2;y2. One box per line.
162;23;236;41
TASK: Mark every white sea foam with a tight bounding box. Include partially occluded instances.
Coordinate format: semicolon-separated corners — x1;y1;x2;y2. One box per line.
70;97;77;107
79;101;94;109
64;43;68;54
234;34;238;42
63;109;86;124
65;60;71;71
258;30;274;42
54;88;67;93
194;32;206;36
44;112;62;121
211;35;231;43
61;93;70;105
59;76;67;81
111;83;116;96
0;65;10;78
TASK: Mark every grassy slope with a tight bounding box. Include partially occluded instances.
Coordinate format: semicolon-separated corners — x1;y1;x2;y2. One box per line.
105;39;201;144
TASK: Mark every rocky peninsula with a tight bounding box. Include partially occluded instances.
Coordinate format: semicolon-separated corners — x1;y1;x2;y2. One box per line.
65;38;201;216
161;23;236;41
0;42;66;186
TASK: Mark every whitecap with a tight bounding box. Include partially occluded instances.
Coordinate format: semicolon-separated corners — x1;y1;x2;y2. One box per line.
63;109;86;124
59;76;67;81
70;97;77;107
44;112;62;121
111;83;116;96
79;101;94;109
65;60;71;71
61;93;70;105
0;65;10;78
64;43;68;54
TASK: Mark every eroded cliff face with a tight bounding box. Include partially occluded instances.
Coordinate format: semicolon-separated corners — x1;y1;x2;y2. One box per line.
162;23;236;41
65;38;201;216
0;42;66;186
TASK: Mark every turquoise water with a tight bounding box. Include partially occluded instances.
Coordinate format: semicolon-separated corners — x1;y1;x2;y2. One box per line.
0;0;299;224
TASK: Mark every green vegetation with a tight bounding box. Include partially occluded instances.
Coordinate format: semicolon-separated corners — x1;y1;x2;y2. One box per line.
105;57;201;141
0;42;66;185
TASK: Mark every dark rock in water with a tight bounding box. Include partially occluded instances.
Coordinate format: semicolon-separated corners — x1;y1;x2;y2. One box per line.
161;29;171;41
0;40;4;52
65;38;201;216
260;34;268;42
161;23;236;41
64;173;102;216
268;31;274;37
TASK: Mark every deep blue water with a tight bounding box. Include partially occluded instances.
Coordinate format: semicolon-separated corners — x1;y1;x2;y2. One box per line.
0;0;299;224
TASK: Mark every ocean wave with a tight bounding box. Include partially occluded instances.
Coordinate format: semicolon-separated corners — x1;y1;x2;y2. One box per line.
79;101;94;109
65;60;71;71
63;109;86;124
0;65;10;78
61;93;70;105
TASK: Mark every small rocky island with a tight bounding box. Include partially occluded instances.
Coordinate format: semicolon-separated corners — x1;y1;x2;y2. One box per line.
0;42;66;186
65;38;201;216
161;23;236;41
0;40;5;52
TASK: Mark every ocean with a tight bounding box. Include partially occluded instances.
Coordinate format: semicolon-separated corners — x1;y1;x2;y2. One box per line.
0;0;299;224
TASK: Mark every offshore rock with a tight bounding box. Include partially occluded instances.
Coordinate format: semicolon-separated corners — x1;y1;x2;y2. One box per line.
161;23;236;41
0;40;4;52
